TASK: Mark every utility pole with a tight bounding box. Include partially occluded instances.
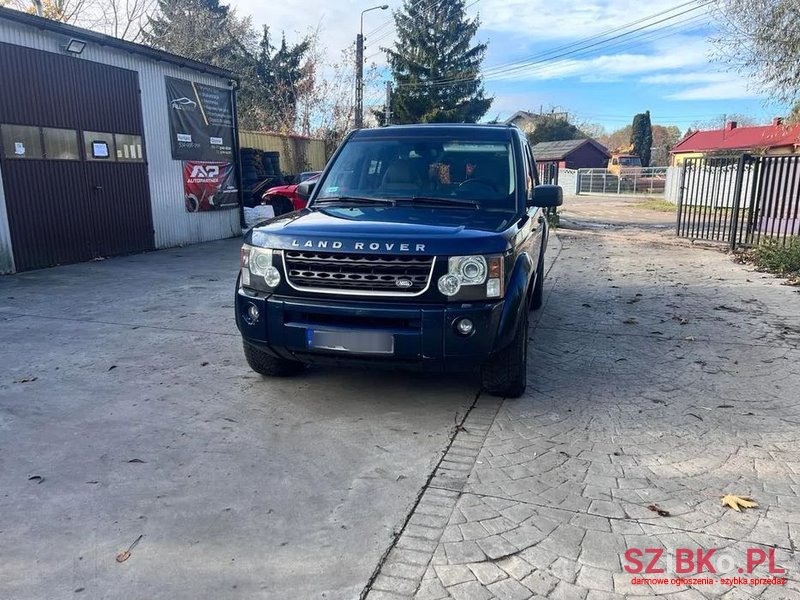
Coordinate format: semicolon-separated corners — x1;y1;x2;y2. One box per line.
356;4;388;129
384;81;392;126
355;33;364;129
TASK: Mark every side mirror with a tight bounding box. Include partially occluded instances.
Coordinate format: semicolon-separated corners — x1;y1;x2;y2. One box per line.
296;180;317;201
530;184;563;208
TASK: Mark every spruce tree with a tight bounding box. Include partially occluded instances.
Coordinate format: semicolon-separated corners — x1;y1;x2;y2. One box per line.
384;0;492;124
630;111;653;167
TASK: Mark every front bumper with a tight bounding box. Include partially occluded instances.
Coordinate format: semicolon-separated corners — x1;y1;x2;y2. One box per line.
235;289;505;371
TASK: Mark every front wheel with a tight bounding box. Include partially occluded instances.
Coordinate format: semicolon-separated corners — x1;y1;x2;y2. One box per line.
243;341;305;377
481;309;528;398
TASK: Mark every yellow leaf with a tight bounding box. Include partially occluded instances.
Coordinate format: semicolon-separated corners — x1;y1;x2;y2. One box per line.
721;494;758;512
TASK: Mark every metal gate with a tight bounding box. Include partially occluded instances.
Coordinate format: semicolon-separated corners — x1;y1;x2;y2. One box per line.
0;42;154;271
677;155;800;250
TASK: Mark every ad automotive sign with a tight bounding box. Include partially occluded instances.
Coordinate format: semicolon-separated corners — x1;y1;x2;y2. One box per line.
165;76;234;161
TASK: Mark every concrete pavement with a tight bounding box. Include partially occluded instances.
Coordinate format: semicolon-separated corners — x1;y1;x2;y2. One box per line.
0;239;480;600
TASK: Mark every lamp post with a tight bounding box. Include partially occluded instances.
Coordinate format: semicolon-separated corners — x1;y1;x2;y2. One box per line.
355;4;388;129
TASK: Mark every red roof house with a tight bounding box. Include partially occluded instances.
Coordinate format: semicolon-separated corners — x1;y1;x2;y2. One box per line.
671;118;800;164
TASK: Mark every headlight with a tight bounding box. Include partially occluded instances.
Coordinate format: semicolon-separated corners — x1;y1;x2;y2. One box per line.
438;254;504;300
240;244;281;289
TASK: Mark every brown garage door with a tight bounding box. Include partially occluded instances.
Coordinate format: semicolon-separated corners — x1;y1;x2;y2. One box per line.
0;42;154;271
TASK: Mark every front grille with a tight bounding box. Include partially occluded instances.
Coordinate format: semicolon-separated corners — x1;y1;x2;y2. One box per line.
284;251;434;295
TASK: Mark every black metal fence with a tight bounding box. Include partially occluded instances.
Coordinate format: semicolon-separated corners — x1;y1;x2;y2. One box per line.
677;154;800;250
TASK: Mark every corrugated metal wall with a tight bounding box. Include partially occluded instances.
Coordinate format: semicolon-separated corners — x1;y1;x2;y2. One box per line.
0;16;241;265
0;169;14;273
239;131;327;173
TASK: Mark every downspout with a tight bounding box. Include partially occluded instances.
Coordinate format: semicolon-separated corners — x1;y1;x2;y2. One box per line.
230;78;246;231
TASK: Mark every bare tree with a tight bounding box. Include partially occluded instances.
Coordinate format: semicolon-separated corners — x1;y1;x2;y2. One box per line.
295;35;382;153
713;0;800;104
98;0;155;41
2;0;153;40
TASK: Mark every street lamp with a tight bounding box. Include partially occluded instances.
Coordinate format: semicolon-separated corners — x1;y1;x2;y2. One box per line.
355;4;389;129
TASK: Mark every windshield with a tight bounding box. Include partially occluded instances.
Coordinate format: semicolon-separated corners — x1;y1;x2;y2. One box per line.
619;156;642;167
314;138;517;210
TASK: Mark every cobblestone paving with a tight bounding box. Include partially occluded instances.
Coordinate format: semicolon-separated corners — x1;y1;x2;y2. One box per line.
366;227;800;600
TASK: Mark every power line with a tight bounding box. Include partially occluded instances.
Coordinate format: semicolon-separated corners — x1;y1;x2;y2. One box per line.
481;11;709;82
395;0;713;88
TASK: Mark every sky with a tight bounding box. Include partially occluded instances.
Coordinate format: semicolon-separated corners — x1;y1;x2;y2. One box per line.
230;0;788;135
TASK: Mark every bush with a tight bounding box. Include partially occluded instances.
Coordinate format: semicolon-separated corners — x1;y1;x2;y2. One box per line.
752;237;800;276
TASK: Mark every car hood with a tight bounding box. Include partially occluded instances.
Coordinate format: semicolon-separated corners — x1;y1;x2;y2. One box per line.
246;206;516;256
265;183;298;194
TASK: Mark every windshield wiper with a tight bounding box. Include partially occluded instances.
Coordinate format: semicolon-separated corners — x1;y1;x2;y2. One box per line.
398;196;480;209
314;195;395;206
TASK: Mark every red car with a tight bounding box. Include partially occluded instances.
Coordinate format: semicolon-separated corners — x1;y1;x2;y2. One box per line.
262;171;321;213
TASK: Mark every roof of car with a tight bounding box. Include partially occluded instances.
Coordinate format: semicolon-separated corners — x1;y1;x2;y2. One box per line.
352;123;519;141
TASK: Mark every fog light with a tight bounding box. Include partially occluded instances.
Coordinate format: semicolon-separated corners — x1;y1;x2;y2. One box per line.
455;317;474;336
247;303;260;323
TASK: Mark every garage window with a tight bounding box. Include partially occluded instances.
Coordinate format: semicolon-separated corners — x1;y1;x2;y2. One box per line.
42;128;80;160
84;131;116;161
1;124;43;159
115;134;144;162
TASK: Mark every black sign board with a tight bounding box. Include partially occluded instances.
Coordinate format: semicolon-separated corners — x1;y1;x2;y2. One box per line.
165;76;234;161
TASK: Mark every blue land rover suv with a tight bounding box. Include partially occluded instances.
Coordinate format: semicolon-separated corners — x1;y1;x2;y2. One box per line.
235;124;562;397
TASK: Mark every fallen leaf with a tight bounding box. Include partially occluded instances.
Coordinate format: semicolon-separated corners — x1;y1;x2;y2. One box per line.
684;336;695;341
28;475;44;484
14;377;37;384
686;412;703;421
107;365;117;371
581;303;592;308
717;404;734;409
623;318;638;325
721;494;758;512
127;458;146;464
201;361;209;367
647;504;671;517
116;534;143;563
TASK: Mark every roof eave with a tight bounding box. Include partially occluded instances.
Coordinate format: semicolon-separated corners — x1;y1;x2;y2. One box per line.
0;7;238;81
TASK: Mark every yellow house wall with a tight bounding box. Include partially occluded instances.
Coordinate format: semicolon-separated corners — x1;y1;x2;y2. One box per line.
238;131;327;174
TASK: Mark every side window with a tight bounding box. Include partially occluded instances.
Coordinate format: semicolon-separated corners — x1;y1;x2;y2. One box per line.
520;138;534;199
527;146;539;187
42;128;80;160
1;124;43;159
84;131;116;161
115;134;144;162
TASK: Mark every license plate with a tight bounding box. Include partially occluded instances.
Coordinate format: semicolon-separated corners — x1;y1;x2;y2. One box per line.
306;329;394;355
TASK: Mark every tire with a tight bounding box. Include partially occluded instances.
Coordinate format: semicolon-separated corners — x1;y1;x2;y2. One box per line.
243;341;305;377
531;250;545;310
481;309;528;398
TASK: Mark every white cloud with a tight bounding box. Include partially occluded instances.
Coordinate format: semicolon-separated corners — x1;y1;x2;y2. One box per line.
477;0;704;40
641;72;732;84
666;80;760;100
485;36;710;82
640;70;760;100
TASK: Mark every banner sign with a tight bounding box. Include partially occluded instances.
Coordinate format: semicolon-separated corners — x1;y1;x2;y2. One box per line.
183;161;238;212
166;77;234;161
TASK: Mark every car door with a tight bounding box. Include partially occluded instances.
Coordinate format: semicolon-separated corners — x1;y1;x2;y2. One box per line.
520;136;544;271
